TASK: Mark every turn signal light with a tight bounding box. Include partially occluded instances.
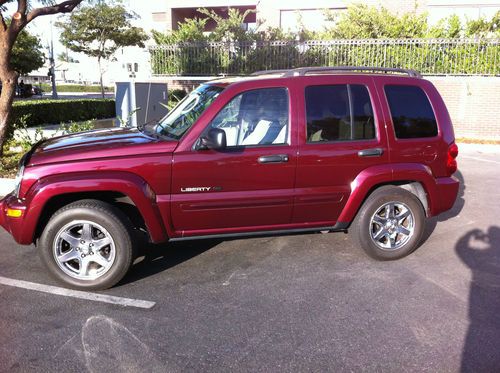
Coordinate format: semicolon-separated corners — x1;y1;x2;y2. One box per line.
446;143;459;176
6;208;23;218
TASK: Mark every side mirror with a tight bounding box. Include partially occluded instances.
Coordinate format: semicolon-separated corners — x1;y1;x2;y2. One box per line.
199;128;227;150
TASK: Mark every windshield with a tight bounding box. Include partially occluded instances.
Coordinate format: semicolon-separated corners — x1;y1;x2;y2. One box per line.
156;84;224;140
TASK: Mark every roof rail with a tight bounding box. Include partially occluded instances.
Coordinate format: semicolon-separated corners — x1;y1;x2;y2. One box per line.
251;66;422;78
250;69;291;76
284;66;422;78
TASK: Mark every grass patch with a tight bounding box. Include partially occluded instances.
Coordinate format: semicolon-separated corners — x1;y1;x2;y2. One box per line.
39;84;114;93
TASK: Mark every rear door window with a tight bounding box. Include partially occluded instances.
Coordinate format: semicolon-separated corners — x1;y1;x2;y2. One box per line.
305;84;375;142
384;85;438;139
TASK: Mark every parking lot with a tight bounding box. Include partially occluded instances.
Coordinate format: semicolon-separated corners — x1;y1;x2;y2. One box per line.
0;144;499;372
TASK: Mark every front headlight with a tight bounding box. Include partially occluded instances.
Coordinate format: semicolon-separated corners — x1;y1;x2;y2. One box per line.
13;164;25;199
14;152;28;199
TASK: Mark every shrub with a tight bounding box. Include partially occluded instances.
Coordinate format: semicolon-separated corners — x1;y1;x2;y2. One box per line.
11;99;115;128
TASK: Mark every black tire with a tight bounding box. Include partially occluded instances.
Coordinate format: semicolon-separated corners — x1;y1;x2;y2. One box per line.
38;199;135;290
351;186;425;260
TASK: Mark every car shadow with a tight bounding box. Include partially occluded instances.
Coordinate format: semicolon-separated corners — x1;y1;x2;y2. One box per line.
455;226;500;372
118;239;222;286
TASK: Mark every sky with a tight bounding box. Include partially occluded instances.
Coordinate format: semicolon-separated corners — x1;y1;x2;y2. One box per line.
5;0;156;64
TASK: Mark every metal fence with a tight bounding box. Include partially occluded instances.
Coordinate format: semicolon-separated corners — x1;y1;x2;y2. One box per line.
149;38;500;76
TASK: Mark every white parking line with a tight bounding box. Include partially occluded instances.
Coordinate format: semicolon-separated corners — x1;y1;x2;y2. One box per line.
0;276;155;309
460;155;500;165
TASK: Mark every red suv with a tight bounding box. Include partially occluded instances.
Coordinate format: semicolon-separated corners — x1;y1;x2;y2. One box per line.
0;67;459;290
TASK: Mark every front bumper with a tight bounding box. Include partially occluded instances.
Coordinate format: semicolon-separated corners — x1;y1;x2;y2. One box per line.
0;194;29;244
0;197;4;229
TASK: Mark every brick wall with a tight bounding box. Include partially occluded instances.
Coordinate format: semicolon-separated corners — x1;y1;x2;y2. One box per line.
427;76;500;141
159;76;500;141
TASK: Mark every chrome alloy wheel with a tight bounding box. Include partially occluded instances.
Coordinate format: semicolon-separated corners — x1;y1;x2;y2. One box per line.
53;220;116;280
369;202;415;251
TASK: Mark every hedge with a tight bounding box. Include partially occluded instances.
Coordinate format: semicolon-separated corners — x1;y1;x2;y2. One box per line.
39;84;114;93
12;99;116;128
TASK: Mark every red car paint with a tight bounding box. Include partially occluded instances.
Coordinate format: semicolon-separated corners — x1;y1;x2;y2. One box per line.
0;72;459;245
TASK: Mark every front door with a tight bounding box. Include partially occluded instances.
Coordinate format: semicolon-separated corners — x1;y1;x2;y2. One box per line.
171;86;297;236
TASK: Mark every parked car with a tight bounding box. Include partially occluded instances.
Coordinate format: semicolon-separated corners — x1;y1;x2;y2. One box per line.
0;67;459;290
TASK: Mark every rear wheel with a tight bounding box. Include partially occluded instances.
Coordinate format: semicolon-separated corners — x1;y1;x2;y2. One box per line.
39;199;134;290
351;186;425;260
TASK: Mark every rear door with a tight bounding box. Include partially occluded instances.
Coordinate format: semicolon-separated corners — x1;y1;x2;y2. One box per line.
293;75;390;224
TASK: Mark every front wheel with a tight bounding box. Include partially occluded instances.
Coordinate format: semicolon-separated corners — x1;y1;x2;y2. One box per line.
39;200;134;290
351;186;425;260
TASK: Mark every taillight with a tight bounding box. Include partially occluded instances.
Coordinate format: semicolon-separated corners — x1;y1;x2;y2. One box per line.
446;143;458;175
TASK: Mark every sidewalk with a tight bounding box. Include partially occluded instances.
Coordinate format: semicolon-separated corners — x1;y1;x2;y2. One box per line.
456;142;500;154
0;178;15;198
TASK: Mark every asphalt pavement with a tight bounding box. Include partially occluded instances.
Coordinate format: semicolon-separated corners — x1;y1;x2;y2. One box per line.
0;144;499;372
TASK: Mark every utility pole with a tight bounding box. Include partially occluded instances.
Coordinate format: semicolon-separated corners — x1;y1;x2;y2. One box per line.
49;21;58;99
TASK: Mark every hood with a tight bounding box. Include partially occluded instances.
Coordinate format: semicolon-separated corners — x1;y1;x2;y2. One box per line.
29;127;178;166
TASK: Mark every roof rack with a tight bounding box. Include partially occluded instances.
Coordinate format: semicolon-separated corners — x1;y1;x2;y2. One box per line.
250;69;290;76
252;66;422;78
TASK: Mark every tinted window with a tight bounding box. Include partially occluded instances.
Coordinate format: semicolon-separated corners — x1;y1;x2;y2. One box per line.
385;85;438;139
209;88;289;146
306;84;375;142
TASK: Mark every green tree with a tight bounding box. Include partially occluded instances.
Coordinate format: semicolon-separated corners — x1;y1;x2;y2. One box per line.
322;4;428;39
427;15;463;38
466;11;500;37
11;28;45;75
58;50;78;63
0;0;84;155
198;7;256;42
57;3;148;98
152;18;208;45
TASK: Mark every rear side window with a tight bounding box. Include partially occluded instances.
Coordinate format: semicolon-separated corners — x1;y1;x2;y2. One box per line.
384;85;438;139
305;84;375;142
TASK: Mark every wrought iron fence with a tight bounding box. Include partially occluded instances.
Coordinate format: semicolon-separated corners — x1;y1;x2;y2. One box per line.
149;38;500;76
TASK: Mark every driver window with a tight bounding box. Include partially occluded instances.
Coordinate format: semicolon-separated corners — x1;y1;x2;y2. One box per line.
208;87;289;147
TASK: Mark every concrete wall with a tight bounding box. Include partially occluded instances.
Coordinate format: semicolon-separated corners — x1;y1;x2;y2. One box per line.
158;76;500;141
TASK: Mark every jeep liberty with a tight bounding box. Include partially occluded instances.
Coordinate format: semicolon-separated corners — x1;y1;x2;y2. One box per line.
0;67;459;290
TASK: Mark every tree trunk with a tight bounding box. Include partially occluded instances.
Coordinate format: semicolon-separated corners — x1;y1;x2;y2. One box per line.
0;52;19;156
98;57;105;99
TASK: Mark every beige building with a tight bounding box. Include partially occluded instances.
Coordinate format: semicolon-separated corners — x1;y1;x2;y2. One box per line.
149;0;500;33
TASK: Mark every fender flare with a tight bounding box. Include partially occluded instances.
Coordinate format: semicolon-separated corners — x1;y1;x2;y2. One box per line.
23;171;168;244
337;163;438;224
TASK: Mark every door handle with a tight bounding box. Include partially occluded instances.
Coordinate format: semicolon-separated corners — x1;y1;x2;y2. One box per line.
358;148;383;157
258;154;289;164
